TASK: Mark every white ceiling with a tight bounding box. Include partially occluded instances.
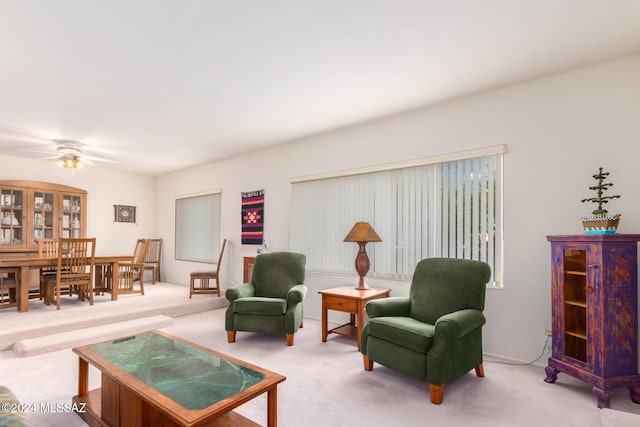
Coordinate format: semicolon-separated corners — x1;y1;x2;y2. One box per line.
1;1;639;176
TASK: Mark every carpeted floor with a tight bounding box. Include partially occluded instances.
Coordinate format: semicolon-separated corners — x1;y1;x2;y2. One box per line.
0;281;227;352
1;284;639;426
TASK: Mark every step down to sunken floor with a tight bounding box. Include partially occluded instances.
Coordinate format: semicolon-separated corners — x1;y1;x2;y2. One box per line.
12;315;176;357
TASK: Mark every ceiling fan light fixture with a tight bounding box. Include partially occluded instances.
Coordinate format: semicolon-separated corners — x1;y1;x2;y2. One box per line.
57;156;83;169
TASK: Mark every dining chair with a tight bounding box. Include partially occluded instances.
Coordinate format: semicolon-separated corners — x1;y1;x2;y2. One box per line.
0;268;19;309
143;238;162;284
113;239;148;295
131;238;149;282
37;238;59;300
190;238;226;298
42;238;96;310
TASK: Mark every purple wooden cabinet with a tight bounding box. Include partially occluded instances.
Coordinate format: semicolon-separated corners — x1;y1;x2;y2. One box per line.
545;234;640;408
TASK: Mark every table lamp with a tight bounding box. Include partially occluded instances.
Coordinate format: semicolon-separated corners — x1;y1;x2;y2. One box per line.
343;222;382;290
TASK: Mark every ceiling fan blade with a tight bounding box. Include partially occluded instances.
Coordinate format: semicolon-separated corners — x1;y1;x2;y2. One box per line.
81;154;119;164
0;129;51;146
17;146;58;155
80;158;96;167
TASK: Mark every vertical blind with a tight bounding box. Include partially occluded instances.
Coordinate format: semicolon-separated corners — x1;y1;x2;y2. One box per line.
290;149;503;286
175;192;222;263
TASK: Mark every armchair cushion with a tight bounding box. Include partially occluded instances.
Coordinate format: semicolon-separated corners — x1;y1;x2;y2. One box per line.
233;297;287;315
409;258;490;324
368;317;435;353
252;252;306;298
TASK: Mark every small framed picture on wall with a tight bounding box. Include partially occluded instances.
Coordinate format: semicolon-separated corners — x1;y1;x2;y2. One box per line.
114;205;136;223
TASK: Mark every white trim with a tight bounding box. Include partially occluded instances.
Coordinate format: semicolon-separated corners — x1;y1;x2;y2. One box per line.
289;144;507;183
175;188;222;200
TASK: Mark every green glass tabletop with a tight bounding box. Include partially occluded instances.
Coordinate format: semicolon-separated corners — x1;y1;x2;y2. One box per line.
89;332;265;410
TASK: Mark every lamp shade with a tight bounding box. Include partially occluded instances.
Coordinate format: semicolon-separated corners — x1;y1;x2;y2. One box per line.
343;222;382;243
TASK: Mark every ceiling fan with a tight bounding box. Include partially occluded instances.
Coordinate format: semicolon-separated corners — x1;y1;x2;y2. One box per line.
49;140;107;169
7;135;118;169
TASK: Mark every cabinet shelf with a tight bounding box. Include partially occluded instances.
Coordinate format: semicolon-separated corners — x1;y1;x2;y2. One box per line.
564;270;587;276
565;299;586;308
565;330;587;340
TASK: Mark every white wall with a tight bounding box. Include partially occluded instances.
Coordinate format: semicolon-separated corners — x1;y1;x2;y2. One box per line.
157;54;640;362
0;155;157;255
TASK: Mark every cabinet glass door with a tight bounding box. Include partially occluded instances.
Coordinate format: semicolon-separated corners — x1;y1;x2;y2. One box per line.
33;191;56;244
0;187;24;247
61;194;82;238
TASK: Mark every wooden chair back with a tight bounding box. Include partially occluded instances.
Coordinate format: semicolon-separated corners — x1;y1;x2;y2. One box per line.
38;238;59;258
144;238;162;284
132;239;149;264
38;238;59;300
46;238;96;310
145;239;162;264
216;238;227;278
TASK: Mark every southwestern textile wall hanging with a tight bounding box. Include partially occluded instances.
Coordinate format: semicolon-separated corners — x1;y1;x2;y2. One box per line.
241;189;264;244
114;205;136;223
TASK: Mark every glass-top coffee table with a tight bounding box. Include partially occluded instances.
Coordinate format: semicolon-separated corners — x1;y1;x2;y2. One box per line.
72;330;285;426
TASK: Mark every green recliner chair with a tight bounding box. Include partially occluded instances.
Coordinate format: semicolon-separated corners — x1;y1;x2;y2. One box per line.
225;252;307;346
361;257;491;404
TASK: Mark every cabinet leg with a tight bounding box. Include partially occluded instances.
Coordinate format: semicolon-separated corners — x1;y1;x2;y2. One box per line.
629;386;640;404
592;386;612;409
544;366;559;384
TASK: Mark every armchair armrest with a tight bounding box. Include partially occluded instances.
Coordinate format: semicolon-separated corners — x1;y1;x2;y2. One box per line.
287;284;307;304
225;283;256;301
434;309;486;342
366;297;411;318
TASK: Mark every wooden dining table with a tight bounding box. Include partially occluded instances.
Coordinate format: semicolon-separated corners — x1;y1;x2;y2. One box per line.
0;254;133;312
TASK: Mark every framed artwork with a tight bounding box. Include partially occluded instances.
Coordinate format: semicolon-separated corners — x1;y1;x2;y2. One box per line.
241;189;264;244
114;205;137;223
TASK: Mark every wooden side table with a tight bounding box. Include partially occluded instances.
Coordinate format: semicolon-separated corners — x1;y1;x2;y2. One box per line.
243;256;256;283
319;286;390;351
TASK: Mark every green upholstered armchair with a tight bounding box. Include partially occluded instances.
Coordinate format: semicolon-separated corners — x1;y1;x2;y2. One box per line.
360;257;491;404
225;252;307;346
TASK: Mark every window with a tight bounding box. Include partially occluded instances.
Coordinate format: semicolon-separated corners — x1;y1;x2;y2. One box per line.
290;145;504;287
175;191;222;263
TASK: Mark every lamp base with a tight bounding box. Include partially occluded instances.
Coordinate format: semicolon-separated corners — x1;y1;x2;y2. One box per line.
354;242;371;291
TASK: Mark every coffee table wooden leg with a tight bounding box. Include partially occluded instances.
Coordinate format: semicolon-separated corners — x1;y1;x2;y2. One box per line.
267;386;278;427
78;358;88;397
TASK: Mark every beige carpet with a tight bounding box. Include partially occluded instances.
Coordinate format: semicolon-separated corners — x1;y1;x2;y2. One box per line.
0;281;228;352
0;285;639;426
